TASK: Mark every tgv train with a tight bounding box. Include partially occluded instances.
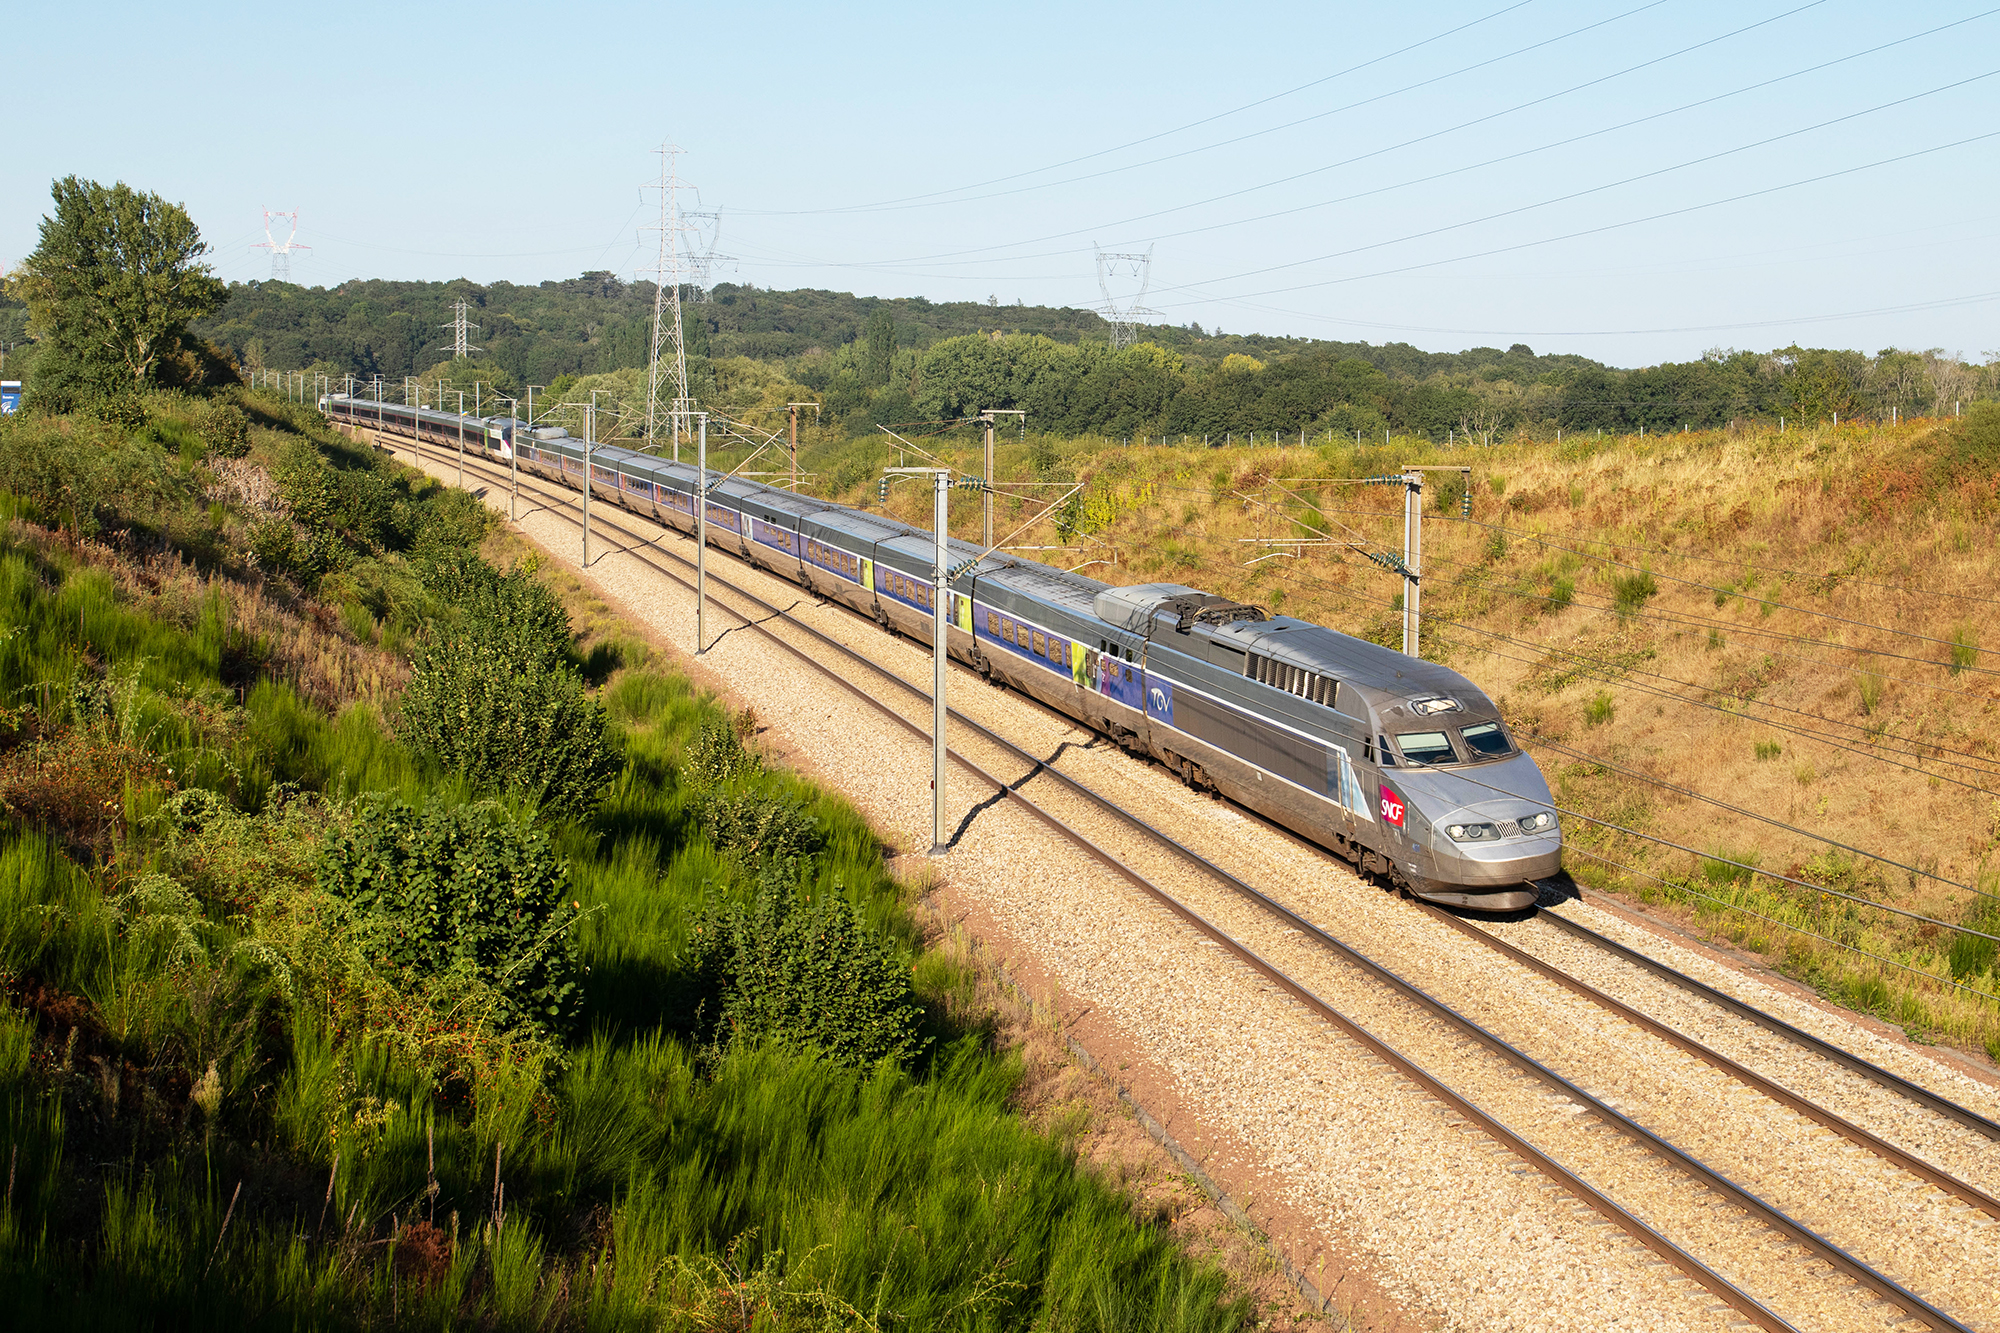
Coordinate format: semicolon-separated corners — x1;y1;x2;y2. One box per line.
323;395;1560;910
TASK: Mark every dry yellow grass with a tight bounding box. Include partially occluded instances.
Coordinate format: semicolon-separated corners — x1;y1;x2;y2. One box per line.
807;417;2000;1059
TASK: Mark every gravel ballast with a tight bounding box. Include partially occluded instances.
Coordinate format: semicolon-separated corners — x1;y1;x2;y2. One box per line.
386;435;1996;1332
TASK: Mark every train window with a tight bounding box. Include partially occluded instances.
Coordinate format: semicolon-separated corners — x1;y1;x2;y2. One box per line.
1396;731;1458;766
987;611;1000;635
1050;638;1064;664
1032;631;1046;655
1376;735;1394;766
1460;721;1512;758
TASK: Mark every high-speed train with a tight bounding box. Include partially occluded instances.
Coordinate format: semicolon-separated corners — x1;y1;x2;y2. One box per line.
323;394;1560;910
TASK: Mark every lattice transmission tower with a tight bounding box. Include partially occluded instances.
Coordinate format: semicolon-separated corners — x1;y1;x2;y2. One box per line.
253;209;310;283
681;209;734;304
1094;246;1162;351
644;144;703;448
439;299;482;359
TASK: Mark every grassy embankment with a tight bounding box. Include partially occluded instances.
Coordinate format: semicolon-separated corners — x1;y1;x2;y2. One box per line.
782;415;2000;1062
0;390;1258;1330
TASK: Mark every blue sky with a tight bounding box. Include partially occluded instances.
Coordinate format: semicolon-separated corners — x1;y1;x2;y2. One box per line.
10;0;1998;366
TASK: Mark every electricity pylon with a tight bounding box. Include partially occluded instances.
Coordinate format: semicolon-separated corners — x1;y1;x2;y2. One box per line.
1094;246;1162;351
683;209;734;304
439;299;482;359
253;210;310;283
644;144;700;453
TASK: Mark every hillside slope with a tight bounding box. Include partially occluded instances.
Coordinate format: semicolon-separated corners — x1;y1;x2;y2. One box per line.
818;412;2000;1059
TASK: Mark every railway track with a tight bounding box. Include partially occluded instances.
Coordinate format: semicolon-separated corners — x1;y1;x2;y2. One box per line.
381;427;1995;1332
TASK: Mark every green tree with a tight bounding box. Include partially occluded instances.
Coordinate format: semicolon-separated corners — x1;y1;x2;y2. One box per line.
15;176;227;407
863;309;897;387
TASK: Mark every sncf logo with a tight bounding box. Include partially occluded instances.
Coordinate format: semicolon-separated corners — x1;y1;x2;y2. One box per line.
1379;786;1406;827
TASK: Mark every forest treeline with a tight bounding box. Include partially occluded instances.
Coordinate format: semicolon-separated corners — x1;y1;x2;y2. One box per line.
9;245;1997;444
170;273;1999;442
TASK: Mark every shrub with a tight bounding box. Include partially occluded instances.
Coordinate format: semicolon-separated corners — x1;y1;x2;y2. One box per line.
698;788;823;878
194;401;250;458
1546;576;1575;612
1753;739;1783;762
1700;846;1759;887
398;634;619;823
1610;569;1658;618
1584;690;1614;726
94;391;149;430
418;548;570;667
317;795;584;1036
1856;673;1884;715
685;885;924;1067
683;713;758;788
1949;899;1999;981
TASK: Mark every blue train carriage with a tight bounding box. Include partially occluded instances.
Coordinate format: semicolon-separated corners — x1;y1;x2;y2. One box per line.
966;561;1108;716
794;507;900;621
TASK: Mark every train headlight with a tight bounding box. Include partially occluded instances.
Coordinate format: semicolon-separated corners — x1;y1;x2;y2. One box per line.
1445;822;1499;842
1518;811;1555;834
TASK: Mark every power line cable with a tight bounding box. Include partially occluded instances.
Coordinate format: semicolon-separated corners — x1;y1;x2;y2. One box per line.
1268;558;2000;794
1144;76;2000;306
1449;508;2000;612
1461;514;2000;644
733;0;1555;216
1560;844;2000;1006
744;7;1983;280
1177;479;2000;689
1412;544;2000;684
782;0;1703;219
1531;736;2000;905
1271;492;2000;643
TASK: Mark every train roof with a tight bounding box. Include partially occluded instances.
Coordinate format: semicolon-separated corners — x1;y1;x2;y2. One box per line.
1210;617;1490;715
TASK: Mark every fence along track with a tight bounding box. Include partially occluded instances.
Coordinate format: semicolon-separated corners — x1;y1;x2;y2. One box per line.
383;426;1975;1333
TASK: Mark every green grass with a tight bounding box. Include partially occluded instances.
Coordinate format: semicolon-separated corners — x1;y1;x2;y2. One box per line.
0;447;1248;1328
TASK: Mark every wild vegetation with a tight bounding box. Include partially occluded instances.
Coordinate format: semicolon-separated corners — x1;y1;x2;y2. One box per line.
0;178;1262;1330
826;409;2000;1063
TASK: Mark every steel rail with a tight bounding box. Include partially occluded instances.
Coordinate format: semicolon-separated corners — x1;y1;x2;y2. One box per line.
1421;905;2000;1218
1537;904;2000;1142
380;422;1968;1333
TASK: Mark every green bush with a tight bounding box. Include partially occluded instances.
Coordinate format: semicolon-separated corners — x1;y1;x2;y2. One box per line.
418;548;570;667
686;886;924;1067
1948;624;1979;676
317;795;584;1035
1948;399;2000;473
699;788;824;877
398;635;619;823
399;549;615;821
194;401;250;458
1610;569;1658;617
93;390;149;430
683;712;758;788
1584;689;1614;726
1546;575;1575;612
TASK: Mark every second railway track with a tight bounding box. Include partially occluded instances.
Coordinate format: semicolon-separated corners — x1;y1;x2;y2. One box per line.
382;427;1998;1332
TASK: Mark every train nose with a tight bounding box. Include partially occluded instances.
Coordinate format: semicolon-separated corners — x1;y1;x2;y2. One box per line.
1429;810;1563;890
